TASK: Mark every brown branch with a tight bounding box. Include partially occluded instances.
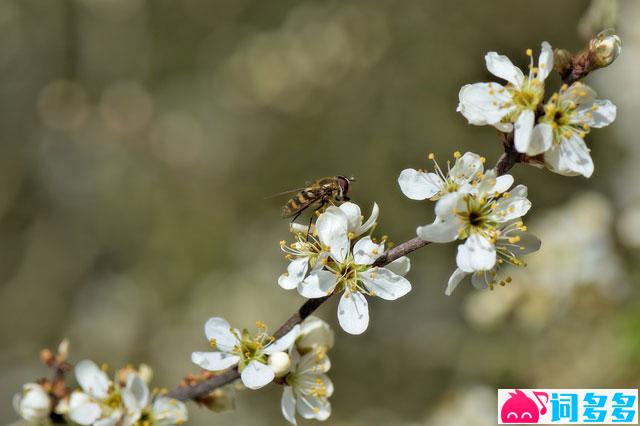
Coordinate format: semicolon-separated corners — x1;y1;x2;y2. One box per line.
165;32;618;402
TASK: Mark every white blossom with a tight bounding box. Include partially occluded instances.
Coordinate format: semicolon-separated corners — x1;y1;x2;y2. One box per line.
13;383;51;423
446;220;541;295
283;202;411;335
529;82;616;177
458;42;553;153
61;361;186;426
281;348;333;425
295;316;334;353
416;172;531;274
191;318;300;390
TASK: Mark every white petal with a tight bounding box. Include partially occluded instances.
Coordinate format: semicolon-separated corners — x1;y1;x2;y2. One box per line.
68;392;102;426
361;267;411;301
416;215;459;243
559;82;596;104
471;272;490;290
494;196;532;222
281;387;297;425
352;236;383;265
240;360;275;390
125;373;149;410
385;256;410;277
397;169;442;200
296;395;331;421
514;109;535;153
279;257;309;290
508;184;528;199
316;207;349;263
446;268;468;296
456;234;497;272
485;52;525;86
95;412;121;426
191;352;240;371
575;100;617;128
450;152;484;184
298;270;338;298
355;202;379;237
435;192;463;218
527;123;553;156
204;317;240;352
457;83;514;125
337;291;369;335
493;174;514;194
545;133;594;177
264;325;301;354
536;41;554;81
513;231;542;254
297;316;335;351
337;202;361;232
75;360;110;400
151;397;188;426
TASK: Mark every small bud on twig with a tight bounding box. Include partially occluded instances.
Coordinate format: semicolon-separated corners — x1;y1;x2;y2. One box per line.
589;28;622;69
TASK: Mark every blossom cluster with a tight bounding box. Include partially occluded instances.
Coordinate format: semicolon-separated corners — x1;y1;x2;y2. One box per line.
457;42;616;178
192;315;335;424
278;202;412;334
14;361;187;426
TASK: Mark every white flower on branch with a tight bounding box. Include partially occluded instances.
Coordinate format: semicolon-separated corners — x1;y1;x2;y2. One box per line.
281;347;334;425
279;202;411;335
191;318;300;390
413;169;532;275
529;82;616;177
58;360;187;426
13;383;51;423
446;220;541;295
295;316;335;353
457;42;553;153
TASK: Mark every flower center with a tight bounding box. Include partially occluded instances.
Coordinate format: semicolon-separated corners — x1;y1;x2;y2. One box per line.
507;80;544;113
456;195;498;239
232;323;273;367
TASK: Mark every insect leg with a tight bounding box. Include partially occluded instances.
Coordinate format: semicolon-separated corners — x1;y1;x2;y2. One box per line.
305;198;328;241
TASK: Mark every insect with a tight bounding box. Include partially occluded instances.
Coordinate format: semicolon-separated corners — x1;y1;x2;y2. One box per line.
281;176;355;222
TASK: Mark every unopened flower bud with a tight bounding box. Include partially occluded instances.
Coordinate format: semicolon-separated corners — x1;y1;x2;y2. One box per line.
296;316;334;353
589;29;622;69
198;387;236;413
13;383;51;422
267;351;291;377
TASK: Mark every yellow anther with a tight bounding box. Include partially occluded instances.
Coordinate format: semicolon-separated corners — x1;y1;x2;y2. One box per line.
255;321;267;330
453;151;461;159
505;276;513;283
428;152;435;160
526;48;533;56
508;235;521;244
579;132;586;139
502;192;510;198
209;338;217;349
480;156;486;164
279;240;286;246
101;363;109;372
347;231;355;240
591;104;599;111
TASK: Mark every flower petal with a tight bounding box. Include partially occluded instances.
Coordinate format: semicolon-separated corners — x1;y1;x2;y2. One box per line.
457;83;514;125
417;215;459;243
337;202;361;232
75;360;111;400
485;52;525;87
384;256;410;277
298;270;338;298
514;109;535;153
544;133;594;177
494;195;531;222
316;207;349;263
575;100;617;128
204;317;240;352
435;192;463;218
352;236;383;265
191;351;240;371
355;202;379;237
398;169;442;200
536;41;554;81
124;373;149;411
279;257;309;290
456;234;497;272
296;395;331;421
450;152;484;184
559;82;596;104
527;123;553;156
446;268;468;296
68;392;102;426
151;397;188;426
471;271;490;290
337;291;369;335
281;387;297;425
361;267;412;300
240;360;275;390
264;325;301;354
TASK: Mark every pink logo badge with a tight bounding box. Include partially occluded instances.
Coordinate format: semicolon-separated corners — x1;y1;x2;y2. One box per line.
501;389;549;423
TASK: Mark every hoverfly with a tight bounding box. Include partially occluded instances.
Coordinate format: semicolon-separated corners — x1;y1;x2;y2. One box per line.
281;176;355;222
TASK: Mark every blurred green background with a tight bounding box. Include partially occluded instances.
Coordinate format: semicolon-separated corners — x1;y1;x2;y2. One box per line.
1;0;639;424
